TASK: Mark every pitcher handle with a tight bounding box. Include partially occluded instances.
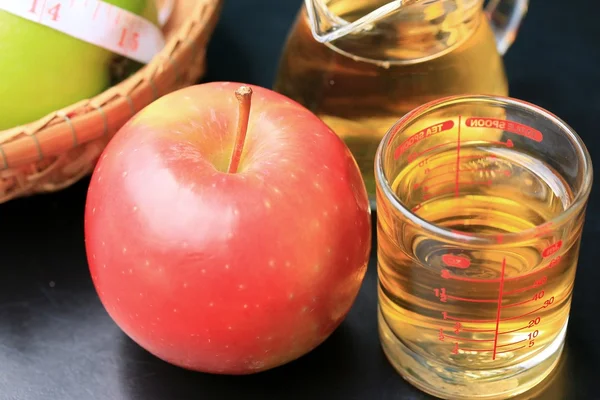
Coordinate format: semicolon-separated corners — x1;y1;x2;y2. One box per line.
485;0;529;55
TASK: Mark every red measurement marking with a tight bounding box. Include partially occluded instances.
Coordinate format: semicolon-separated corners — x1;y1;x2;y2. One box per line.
418;169;484;186
496;345;526;354
429;187;459;198
420;173;456;188
548;256;561;269
505;257;559;281
459;179;493;186
489;139;514;148
534;222;554;238
496;234;503;244
428;179;492;198
442;312;497;323
459;348;493;353
461;327;496;333
427;160;458;172
542;240;563;258
502;297;535;308
444;335;495;342
441;270;501;283
501;306;545;322
453;322;461;333
496;338;527;348
446;295;496;303
499;325;529;334
455;116;462;197
465;118;543;142
447;256;557;285
434;288;448;302
408;143;448;163
534;276;548;287
503;284;537;295
465;154;497;160
423;179;454;190
442;254;471;269
492;257;506;360
417;158;431;168
411;204;422;212
394;120;455;159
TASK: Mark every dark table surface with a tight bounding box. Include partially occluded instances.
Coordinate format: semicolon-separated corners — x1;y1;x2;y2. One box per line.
2;0;599;399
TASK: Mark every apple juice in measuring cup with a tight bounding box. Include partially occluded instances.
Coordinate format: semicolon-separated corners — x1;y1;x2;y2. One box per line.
375;96;593;399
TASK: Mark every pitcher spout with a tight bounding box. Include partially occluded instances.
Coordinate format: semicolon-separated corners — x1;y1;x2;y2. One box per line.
305;0;410;43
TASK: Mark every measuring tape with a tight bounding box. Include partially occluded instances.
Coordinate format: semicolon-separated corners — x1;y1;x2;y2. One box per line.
0;0;166;64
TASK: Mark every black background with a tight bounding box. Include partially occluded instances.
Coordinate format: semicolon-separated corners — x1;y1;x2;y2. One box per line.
1;0;599;399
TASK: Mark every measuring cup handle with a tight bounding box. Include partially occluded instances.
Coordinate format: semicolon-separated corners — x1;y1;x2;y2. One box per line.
485;0;529;55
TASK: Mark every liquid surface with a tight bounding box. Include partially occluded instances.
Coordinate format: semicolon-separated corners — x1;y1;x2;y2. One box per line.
377;146;582;399
274;0;508;198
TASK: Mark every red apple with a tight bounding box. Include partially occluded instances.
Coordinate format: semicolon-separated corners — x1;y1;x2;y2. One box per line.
84;82;371;374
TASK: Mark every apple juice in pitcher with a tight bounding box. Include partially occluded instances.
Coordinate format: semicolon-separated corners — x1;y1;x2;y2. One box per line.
274;0;528;201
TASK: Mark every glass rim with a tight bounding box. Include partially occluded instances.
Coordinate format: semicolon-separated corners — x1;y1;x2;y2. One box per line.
375;94;594;245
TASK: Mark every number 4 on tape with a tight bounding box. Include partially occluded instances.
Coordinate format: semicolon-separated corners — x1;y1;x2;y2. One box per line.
0;0;165;64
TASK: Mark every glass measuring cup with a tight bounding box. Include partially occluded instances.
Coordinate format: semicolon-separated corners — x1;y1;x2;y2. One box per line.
274;0;529;205
375;95;593;399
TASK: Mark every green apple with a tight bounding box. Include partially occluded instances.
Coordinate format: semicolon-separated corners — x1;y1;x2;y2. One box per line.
0;0;158;131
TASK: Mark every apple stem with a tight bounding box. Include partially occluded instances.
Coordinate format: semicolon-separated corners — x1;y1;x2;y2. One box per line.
227;86;253;174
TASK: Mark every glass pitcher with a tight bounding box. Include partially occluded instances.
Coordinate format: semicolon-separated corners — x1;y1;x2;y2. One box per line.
273;0;529;204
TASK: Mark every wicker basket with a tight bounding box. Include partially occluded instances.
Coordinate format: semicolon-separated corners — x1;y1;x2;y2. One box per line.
0;0;222;204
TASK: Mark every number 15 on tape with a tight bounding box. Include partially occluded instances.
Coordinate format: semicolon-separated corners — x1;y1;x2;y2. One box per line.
0;0;166;64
